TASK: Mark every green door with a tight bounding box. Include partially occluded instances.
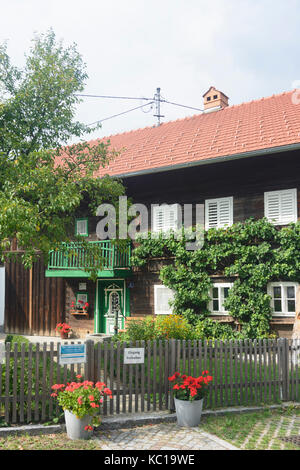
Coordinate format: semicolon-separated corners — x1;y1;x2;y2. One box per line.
96;280;129;335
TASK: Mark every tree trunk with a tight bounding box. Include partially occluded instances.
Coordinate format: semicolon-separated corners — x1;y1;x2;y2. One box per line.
292;286;300;340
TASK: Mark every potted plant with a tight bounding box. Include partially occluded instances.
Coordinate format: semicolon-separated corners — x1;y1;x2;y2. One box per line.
51;375;112;440
169;371;213;427
55;322;72;339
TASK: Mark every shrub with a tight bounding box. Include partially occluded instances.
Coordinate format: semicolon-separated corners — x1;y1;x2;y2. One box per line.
126;316;157;342
114;315;246;342
155;315;195;340
5;334;30;348
194;319;243;341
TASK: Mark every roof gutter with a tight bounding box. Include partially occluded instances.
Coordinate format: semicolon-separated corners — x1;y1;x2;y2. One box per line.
111;142;300;179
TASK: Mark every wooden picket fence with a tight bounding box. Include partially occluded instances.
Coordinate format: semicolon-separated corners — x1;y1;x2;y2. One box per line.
0;338;299;425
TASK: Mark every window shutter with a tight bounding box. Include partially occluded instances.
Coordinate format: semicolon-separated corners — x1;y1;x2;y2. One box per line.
205;197;233;229
166;204;178;231
265;189;297;225
154;286;174;315
76;219;88;236
153;204;179;232
153;206;165;232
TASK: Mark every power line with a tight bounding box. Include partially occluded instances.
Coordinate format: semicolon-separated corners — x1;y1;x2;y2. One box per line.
78;92;203;113
87;101;154;127
76;93;153;101
161;99;203;112
83;88;204;128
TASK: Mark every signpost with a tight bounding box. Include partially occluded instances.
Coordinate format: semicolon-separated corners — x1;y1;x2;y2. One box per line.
124;348;145;365
59;343;86;365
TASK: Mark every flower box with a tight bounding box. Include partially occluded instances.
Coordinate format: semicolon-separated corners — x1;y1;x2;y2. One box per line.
70;309;89;317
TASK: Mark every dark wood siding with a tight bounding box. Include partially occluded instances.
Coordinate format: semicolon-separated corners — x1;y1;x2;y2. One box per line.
65;279;95;338
5;257;65;336
122;149;300;228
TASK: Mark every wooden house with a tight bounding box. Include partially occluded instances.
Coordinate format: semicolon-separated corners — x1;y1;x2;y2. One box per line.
4;87;300;338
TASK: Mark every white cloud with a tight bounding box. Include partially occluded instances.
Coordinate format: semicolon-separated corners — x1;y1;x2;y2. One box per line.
1;0;299;140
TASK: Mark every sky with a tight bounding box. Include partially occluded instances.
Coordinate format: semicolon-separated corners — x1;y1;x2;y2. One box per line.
1;0;300;141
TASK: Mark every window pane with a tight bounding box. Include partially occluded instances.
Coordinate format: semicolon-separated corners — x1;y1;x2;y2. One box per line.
274;299;282;312
213;300;219;311
273;287;281;299
287;300;296;313
223;288;230;299
286;286;295;299
212;288;218;299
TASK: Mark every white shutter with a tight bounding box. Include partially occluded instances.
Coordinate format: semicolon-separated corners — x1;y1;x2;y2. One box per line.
205;197;233;229
76;219;88;236
265;189;297;225
154;285;174;315
153;206;165;232
153;204;179;232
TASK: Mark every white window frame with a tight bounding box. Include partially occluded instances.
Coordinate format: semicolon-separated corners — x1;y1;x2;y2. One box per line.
154;285;174;315
205;197;233;230
75;218;88;237
209;282;233;315
152;204;180;233
264;188;297;225
267;282;298;317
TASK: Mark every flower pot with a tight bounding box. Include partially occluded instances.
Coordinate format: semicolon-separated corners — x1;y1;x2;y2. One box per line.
174;398;204;427
60;331;69;339
64;410;93;440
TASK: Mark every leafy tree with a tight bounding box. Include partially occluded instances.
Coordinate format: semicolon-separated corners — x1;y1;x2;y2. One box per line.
0;30;124;268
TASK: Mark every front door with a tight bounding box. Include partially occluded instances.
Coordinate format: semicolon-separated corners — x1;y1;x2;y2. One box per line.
96;280;127;335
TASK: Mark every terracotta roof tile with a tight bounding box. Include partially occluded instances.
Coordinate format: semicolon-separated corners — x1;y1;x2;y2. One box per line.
58;89;300;177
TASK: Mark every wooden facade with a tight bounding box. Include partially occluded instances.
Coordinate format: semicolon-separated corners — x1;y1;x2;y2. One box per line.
3;148;300;338
124;149;300;339
5;256;65;336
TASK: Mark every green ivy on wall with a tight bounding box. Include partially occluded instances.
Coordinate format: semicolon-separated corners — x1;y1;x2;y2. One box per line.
132;219;300;339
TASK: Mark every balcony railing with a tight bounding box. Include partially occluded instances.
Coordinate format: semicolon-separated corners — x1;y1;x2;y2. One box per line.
47;240;131;275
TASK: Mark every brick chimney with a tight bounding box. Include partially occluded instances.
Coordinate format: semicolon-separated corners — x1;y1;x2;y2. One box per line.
203;86;229;112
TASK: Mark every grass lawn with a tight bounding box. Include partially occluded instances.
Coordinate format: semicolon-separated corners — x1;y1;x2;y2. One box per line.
201;406;300;450
0;433;101;450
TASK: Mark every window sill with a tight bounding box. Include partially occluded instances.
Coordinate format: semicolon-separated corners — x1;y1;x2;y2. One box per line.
272;314;295;318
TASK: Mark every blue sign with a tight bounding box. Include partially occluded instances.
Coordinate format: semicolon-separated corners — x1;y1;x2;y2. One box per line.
59;343;86;365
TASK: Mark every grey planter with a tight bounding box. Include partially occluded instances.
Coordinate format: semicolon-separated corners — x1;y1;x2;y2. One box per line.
64;410;93;440
174;398;204;427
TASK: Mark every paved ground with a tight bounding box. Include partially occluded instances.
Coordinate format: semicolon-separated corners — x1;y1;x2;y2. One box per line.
95;422;238;450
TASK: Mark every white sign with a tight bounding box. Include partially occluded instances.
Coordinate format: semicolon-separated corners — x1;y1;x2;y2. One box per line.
124;348;145;365
59;343;86;365
0;342;5;365
79;283;87;291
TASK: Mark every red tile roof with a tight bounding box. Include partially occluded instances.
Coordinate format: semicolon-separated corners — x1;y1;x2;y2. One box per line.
74;89;300;177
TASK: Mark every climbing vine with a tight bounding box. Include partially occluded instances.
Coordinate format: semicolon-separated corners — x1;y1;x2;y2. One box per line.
132;218;300;339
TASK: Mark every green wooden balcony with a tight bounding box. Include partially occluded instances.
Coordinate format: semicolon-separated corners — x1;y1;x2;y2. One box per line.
45;240;132;278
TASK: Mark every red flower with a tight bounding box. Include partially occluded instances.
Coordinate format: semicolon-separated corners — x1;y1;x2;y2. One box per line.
90;402;99;408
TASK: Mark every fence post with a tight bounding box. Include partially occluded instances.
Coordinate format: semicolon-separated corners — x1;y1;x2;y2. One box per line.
279;338;289;402
85;340;95;382
168;339;177;412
